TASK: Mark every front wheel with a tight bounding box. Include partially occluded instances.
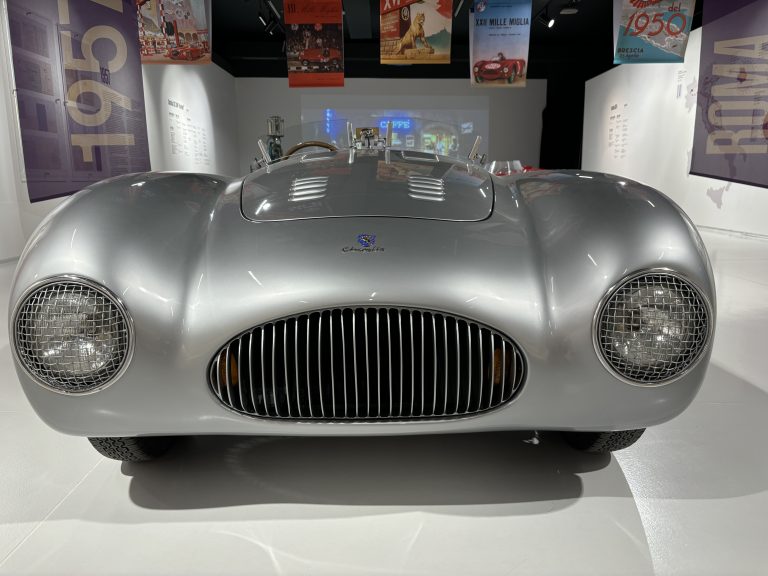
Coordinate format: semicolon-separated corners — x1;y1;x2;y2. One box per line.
562;429;645;453
88;436;175;462
507;69;517;84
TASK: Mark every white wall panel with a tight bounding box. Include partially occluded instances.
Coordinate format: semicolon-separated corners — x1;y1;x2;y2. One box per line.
583;28;768;237
142;63;239;177
0;3;25;261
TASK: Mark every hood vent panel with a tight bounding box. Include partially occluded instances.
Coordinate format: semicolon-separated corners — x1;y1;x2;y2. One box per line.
289;176;328;202
408;176;446;202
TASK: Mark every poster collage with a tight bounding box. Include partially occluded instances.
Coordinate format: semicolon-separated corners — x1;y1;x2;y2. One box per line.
4;0;766;203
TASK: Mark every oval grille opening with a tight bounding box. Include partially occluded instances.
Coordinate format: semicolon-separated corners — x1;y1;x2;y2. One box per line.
209;308;525;420
14;278;132;393
597;272;711;384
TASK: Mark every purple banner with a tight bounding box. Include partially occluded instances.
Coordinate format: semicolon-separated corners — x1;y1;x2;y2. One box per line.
690;0;768;189
8;0;150;202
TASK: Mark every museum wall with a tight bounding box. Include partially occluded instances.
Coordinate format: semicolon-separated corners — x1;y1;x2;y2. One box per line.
582;28;768;238
234;78;548;176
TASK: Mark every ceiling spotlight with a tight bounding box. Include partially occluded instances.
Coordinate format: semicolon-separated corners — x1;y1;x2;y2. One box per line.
258;14;267;27
536;10;555;28
560;0;580;15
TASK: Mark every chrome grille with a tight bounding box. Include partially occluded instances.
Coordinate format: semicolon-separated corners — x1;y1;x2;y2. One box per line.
597;272;710;384
209;308;525;420
408;176;445;202
13;279;131;393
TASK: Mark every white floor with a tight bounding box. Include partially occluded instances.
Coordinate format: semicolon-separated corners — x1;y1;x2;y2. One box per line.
0;229;766;576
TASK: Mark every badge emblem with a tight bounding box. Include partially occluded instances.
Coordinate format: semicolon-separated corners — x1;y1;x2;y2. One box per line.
357;234;376;248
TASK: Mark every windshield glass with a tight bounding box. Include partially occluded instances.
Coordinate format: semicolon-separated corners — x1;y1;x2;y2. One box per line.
251;114;486;168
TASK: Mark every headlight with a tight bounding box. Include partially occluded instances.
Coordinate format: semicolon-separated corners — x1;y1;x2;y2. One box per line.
595;271;711;385
13;277;132;394
503;67;509;73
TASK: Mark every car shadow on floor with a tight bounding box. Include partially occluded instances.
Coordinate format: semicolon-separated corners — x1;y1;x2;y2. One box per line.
123;431;617;513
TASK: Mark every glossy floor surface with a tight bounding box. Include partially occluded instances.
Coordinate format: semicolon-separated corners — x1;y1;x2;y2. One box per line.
1;229;766;575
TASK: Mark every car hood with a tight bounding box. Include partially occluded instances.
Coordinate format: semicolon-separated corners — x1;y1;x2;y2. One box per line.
241;149;494;222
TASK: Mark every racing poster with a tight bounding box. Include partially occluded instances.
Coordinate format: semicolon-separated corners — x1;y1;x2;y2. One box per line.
138;0;211;64
284;0;344;87
6;0;151;202
614;0;695;64
470;0;531;87
380;0;453;65
690;0;768;189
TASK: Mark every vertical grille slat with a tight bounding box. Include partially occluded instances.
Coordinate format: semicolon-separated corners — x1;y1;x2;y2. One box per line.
454;318;461;415
330;311;336;418
364;310;371;418
501;341;507;403
432;315;438;416
210;307;525;420
318;313;325;418
341;310;349;417
294;320;302;418
271;324;279;417
305;316;313;417
387;310;393;418
398;309;404;417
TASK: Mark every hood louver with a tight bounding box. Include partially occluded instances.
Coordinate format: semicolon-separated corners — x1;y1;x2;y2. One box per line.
408;176;445;202
289;176;328;202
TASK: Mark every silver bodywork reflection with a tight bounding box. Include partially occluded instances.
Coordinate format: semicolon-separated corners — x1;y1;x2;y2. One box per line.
8;151;715;437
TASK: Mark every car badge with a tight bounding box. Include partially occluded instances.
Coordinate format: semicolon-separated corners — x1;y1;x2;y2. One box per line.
357;233;376;248
342;233;384;253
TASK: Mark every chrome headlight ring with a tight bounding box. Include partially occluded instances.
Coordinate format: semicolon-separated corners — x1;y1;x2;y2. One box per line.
593;269;713;387
11;275;134;395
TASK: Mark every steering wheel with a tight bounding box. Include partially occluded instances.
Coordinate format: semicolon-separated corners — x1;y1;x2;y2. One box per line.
285;140;338;156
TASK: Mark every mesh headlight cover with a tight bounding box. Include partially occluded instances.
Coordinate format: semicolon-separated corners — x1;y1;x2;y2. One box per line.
597;272;710;384
14;278;132;393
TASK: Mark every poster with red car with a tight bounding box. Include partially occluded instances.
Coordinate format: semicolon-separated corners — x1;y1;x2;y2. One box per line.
138;0;211;64
470;0;531;87
284;0;344;87
380;0;453;65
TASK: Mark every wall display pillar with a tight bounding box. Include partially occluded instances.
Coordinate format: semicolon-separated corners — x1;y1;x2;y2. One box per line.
5;0;150;202
690;0;768;188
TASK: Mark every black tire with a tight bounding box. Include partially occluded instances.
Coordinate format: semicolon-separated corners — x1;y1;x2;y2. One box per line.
562;429;645;453
475;76;483;83
88;436;175;462
507;69;517;84
302;59;309;67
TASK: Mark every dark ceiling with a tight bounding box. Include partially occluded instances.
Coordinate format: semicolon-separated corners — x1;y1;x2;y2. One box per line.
212;0;704;81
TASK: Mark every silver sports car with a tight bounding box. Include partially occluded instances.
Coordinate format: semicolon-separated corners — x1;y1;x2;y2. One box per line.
8;121;715;462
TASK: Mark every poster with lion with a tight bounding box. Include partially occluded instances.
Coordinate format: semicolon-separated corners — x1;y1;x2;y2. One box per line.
380;0;453;64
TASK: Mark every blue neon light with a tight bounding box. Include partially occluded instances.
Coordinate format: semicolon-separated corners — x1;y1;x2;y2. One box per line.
379;118;412;131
